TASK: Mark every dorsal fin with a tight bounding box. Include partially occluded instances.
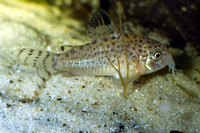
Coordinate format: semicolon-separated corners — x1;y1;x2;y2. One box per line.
87;9;117;40
60;45;73;52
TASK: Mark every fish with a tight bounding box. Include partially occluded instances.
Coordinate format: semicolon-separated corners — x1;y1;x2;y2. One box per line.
11;9;175;96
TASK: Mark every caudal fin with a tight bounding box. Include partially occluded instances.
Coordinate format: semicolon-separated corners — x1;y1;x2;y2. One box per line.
11;48;57;88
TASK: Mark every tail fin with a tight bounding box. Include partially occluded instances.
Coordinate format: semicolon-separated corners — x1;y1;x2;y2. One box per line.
11;48;57;88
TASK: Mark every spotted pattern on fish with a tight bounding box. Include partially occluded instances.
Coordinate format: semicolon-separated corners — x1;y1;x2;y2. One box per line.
53;32;175;82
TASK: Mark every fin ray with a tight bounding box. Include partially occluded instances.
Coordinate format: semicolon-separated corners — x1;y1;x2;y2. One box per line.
11;48;57;88
87;9;117;40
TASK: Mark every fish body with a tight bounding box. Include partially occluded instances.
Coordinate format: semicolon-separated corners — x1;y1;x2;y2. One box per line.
54;33;174;82
11;9;175;92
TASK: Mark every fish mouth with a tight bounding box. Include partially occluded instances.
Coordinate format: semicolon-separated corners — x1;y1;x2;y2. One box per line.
167;55;175;74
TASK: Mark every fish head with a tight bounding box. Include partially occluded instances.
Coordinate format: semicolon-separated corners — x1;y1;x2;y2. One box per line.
141;38;175;74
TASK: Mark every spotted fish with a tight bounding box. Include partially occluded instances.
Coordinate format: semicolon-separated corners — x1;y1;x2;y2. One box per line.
11;9;175;95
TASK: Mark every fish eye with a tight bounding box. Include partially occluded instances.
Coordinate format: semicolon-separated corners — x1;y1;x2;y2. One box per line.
152;50;162;60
